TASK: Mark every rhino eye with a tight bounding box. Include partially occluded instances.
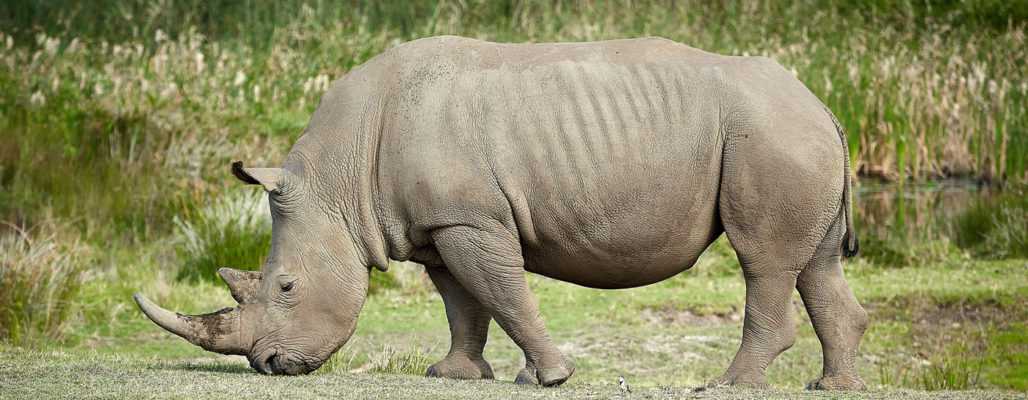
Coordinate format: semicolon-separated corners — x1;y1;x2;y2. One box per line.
280;281;295;292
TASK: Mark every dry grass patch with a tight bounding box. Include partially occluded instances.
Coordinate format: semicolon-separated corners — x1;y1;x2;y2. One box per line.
0;221;90;345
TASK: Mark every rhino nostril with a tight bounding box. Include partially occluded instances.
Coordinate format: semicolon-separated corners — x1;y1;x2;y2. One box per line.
266;354;279;372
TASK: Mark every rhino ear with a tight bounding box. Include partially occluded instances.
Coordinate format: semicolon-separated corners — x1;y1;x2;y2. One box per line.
218;267;262;304
232;161;283;192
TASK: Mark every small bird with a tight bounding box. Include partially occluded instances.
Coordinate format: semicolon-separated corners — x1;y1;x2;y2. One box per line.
618;375;632;394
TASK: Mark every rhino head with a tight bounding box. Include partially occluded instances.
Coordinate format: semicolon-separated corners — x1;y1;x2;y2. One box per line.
134;159;384;375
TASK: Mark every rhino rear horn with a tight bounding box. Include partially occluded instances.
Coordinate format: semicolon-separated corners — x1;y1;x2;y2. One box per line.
218;267;262;304
133;293;249;355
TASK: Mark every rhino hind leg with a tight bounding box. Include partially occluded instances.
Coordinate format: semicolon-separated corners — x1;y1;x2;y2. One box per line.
714;116;852;388
797;212;868;391
431;224;574;387
424;265;495;380
712;179;835;388
706;262;798;389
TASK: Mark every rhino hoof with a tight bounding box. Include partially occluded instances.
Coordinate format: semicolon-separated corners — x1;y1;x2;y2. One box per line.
537;365;574;387
706;371;769;389
515;358;575;387
425;355;494;380
806;375;866;391
514;367;538;385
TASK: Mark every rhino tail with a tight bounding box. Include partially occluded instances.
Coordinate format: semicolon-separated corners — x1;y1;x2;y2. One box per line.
827;107;859;258
841;166;859;258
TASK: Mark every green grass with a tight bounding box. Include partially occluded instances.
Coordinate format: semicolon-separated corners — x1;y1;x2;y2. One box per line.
53;255;1025;391
1;257;1025;397
303;257;1028;390
9;349;1026;400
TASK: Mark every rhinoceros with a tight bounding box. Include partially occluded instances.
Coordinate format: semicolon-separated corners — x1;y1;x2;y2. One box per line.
135;35;868;390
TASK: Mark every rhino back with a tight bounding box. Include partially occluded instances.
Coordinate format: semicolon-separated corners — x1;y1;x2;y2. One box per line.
379;38;737;288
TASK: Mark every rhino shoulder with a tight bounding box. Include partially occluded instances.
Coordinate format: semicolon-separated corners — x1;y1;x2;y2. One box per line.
399;35;483;48
382;35;485;64
731;55;793;79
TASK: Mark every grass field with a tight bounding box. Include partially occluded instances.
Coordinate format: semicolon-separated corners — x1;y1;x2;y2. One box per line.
6;238;1027;396
2;252;1026;398
6;352;1024;400
1;0;1026;398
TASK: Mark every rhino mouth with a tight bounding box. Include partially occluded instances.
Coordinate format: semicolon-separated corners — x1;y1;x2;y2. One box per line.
250;349;276;375
250;348;320;375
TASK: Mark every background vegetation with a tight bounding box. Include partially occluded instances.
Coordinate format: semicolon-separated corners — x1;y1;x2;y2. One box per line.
0;0;1024;397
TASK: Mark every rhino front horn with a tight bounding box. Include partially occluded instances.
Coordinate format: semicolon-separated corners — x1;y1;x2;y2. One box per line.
133;293;250;355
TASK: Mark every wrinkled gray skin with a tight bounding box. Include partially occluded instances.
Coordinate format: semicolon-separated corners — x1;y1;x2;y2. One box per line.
135;36;868;390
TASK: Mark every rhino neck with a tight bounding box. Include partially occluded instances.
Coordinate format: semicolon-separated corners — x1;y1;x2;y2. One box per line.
288;81;391;271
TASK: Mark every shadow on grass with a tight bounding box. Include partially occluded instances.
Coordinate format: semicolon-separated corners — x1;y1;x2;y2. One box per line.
153;360;255;374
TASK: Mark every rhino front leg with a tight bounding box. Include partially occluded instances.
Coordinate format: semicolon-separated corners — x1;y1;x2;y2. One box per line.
424;265;495;380
431;224;574;387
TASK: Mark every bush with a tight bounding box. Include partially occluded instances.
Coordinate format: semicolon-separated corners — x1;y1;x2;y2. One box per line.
0;223;89;345
174;190;271;282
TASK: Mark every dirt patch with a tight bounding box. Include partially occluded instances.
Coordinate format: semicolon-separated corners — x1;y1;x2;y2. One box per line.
640;304;742;326
865;296;1026;390
866;296;1022;358
866;297;1021;329
641;299;819;327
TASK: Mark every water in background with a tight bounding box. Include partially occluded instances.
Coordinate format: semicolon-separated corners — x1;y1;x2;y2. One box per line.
854;180;1024;265
858;180;984;241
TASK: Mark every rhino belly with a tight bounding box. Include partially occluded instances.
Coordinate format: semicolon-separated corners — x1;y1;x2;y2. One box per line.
516;166;723;289
480;62;725;288
521;215;719;289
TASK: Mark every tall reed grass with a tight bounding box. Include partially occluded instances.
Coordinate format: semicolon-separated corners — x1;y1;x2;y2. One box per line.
174;190;271;282
0;2;1023;217
1;2;1023;234
0;222;89;345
